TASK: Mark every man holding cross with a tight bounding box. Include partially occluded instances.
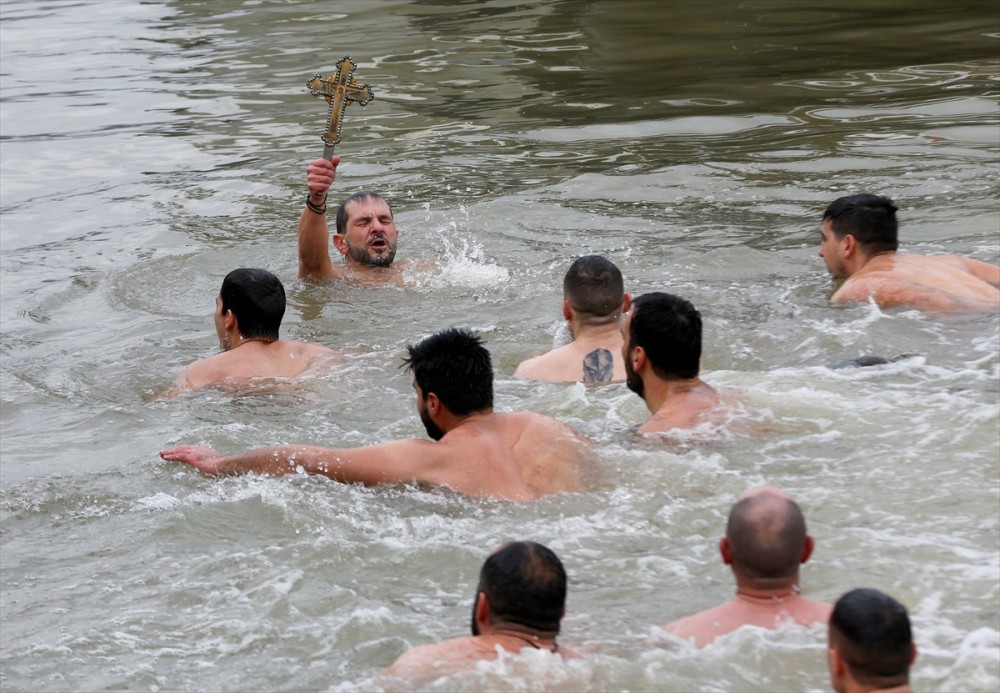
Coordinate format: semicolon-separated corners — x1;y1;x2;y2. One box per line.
298;57;406;283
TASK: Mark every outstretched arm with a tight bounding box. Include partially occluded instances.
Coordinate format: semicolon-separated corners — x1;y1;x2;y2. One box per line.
160;439;447;487
298;156;340;279
963;257;1000;288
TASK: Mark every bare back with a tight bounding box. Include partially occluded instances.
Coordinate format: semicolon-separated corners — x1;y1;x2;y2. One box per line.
664;596;832;647
515;338;626;384
638;380;723;435
429;412;590;500
378;635;579;686
173;340;340;393
835;254;1000;312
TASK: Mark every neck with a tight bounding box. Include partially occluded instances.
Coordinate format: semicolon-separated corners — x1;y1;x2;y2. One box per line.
346;260;392;271
448;409;493;429
844;677;911;693
569;319;621;343
854;249;897;273
490;626;559;653
642;376;704;414
229;335;275;350
430;408;494;438
735;583;801;605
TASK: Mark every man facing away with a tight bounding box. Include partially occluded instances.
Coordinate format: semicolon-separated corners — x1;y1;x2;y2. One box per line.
818;193;999;312
160;329;590;501
377;541;580;686
828;588;917;693
622;292;721;434
168;268;338;396
297;156;406;283
663;486;831;646
514;255;632;385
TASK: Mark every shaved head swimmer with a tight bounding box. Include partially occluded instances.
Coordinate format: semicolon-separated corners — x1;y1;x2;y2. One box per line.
663;486;832;646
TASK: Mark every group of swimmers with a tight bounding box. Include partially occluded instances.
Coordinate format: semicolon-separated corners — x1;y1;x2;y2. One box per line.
159;155;998;689
375;494;916;692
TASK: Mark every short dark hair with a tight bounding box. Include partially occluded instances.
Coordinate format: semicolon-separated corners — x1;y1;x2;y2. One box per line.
335;191;393;235
726;491;806;580
402;328;493;415
628;292;702;380
219;268;285;341
830;588;913;687
823;194;899;254
478;541;567;634
563;255;625;325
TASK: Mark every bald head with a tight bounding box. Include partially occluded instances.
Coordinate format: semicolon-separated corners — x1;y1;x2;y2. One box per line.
726;487;808;582
737;485;793;502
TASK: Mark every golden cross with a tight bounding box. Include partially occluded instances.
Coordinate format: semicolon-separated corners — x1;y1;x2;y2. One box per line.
307;56;375;159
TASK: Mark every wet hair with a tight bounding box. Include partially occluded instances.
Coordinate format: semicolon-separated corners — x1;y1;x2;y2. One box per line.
823;194;899;254
628;292;702;380
563;255;625;325
726;491;806;581
335;191;393;235
478;541;567;634
402;328;493;415
219;268;285;341
830;588;913;687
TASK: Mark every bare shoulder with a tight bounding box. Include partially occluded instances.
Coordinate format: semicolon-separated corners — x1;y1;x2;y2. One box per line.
835;273;996;311
956;255;1000;286
833;275;923;308
505;410;587;442
638;382;723;435
175;352;230;389
513;351;551;379
663;603;729;644
300;264;347;282
797;597;833;622
514;346;575;382
290;340;341;360
378;637;482;684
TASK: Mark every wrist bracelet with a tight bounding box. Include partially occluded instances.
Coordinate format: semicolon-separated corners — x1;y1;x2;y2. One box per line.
305;195;327;215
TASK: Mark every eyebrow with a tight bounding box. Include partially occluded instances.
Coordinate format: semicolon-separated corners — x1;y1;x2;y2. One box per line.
352;212;393;224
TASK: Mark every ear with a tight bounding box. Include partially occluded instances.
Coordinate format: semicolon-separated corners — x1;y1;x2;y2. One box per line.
631;344;647;371
801;535;815;564
475;592;490;624
841;233;857;258
909;641;917;665
828;645;847;679
331;232;348;257
621;292;632;314
425;391;441;417
720;537;733;565
562;299;573;321
224;310;237;332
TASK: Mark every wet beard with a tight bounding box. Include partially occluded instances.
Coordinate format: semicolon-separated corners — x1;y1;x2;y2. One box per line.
420;407;445;441
624;357;645;400
347;237;397;267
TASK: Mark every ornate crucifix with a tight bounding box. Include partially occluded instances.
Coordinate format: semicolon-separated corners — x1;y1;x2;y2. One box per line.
307;56;375;160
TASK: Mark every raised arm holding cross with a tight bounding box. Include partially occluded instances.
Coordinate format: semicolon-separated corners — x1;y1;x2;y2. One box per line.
297;58;406;283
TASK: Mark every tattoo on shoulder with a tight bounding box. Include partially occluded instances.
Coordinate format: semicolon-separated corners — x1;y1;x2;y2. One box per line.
582;348;613;384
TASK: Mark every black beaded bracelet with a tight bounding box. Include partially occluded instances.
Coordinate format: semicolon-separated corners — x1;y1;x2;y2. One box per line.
305;195;327;215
